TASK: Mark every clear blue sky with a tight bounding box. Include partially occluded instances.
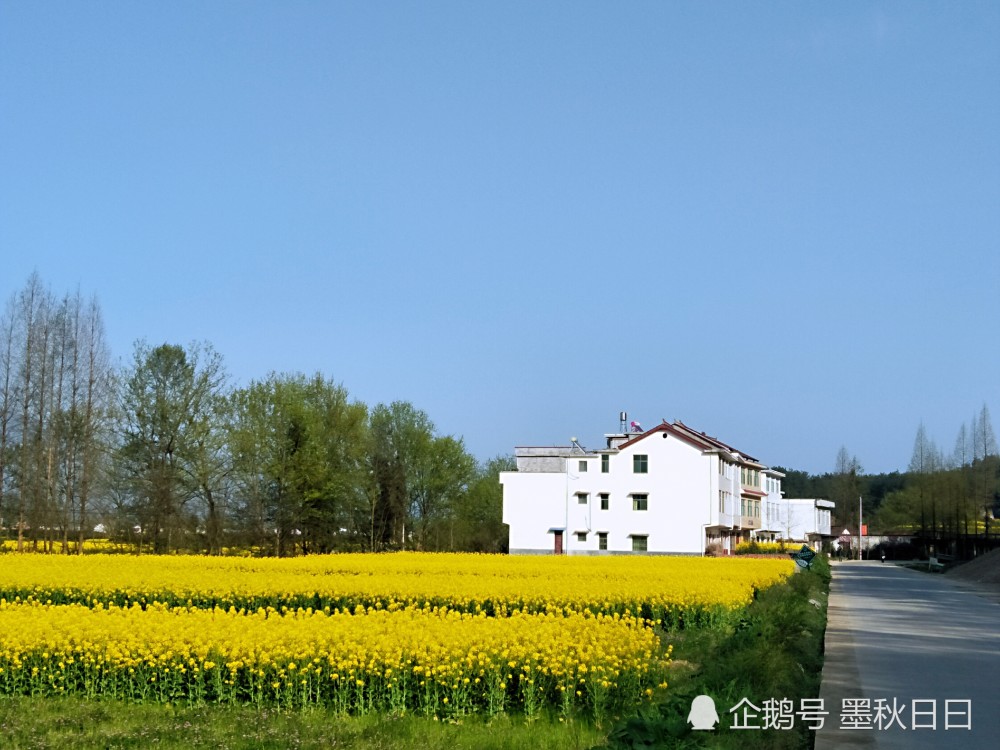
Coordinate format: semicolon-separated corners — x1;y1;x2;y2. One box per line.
2;2;998;476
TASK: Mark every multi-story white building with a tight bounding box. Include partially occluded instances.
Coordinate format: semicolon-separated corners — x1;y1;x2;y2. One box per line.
501;418;798;555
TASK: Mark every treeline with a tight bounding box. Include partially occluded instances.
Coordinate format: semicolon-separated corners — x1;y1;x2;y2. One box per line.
0;274;512;556
777;410;1000;558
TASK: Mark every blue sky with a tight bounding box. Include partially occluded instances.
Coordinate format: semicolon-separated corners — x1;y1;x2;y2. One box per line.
2;1;998;475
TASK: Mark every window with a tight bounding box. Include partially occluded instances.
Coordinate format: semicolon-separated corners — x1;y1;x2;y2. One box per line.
633;454;648;473
631;535;648;552
601;454;609;473
719;491;726;513
632;493;648;511
599;493;610;510
578;460;588;472
598;532;608;551
576;532;588;542
577;492;589;505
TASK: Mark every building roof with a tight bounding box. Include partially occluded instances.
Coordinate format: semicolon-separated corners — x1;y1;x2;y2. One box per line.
616;419;763;466
671;420;761;464
514;418;776;472
514;446;592;457
615;421;706;452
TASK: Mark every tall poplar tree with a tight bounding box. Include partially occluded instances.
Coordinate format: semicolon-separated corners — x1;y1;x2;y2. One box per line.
0;298;16;537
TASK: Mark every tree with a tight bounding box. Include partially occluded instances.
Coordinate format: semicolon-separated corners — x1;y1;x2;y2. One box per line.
75;295;113;552
872;486;921;533
117;341;227;553
296;374;369;553
452;454;515;552
0;297;16;539
972;404;998;461
14;273;53;550
909;422;942;543
367;402;431;550
183;378;231;555
832;446;863;540
953;423;970;469
409;435;476;551
363;402;480;552
43;290;113;553
0;277;112;553
228;373;368;555
971;404;1000;542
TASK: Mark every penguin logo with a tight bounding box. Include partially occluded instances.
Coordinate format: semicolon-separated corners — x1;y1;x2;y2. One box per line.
687;694;719;730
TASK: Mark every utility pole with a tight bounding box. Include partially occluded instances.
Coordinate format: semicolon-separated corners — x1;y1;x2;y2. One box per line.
859;495;864;560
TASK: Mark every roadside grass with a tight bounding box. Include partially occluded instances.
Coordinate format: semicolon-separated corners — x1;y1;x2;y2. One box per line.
601;555;831;750
0;697;604;750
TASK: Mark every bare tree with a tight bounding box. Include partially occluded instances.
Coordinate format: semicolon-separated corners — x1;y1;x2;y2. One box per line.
0;298;16;536
909;422;942;545
13;273;55;550
76;296;112;552
830;446;864;556
972;404;998;461
971;404;999;542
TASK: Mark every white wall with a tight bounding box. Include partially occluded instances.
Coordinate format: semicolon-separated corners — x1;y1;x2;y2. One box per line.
501;428;718;555
760;471;784;536
500;471;567;553
780;499;833;542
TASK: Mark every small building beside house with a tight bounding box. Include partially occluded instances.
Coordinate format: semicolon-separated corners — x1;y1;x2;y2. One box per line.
765;498;834;549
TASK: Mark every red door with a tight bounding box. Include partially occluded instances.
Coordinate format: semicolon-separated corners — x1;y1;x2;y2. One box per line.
553;531;564;555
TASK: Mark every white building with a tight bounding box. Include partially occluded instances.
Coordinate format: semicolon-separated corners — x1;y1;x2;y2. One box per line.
767;498;834;548
501;419;793;555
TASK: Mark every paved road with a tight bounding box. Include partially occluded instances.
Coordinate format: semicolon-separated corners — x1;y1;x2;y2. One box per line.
816;561;1000;749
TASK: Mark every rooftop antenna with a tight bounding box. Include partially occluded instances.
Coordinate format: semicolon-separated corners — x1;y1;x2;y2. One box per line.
619;411;628;433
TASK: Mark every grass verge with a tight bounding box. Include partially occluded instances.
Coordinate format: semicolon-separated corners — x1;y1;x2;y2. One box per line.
600;555;831;749
0;698;605;750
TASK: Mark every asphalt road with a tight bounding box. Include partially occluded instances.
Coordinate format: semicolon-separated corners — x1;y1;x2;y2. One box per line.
815;561;1000;750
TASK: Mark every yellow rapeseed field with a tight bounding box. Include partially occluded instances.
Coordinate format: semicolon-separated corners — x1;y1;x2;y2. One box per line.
0;552;792;625
0;599;665;717
0;552;793;715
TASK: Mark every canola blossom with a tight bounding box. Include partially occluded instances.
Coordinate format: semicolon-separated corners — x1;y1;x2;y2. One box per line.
0;552;794;715
0;552;793;627
0;599;666;717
